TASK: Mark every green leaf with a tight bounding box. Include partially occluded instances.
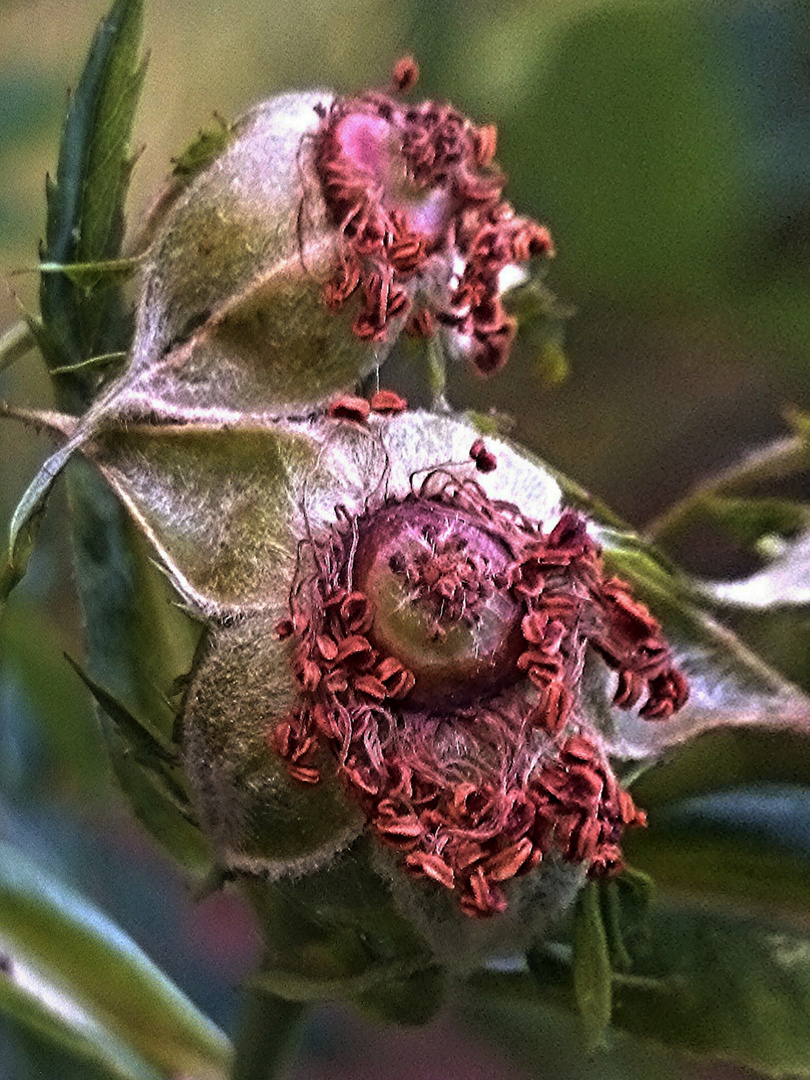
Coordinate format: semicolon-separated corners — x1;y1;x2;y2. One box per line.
0;966;162;1080
625;786;810;919
696;528;810;609
572;882;612;1051
66;459;211;875
5;0;146;604
40;0;145;394
38;258;137;289
631;726;810;806
524;902;810;1077
62;655;200;824
0;840;232;1080
50;351;127;375
0;603;108;795
460;970;685;1080
64;655;178;767
690;495;808;550
648;433;810;547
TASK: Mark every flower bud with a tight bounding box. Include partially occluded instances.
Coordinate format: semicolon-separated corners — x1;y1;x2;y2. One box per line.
67;406;693;963
118;67;554;422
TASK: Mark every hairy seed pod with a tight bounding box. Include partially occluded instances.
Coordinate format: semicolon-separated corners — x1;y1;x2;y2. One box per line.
128;91;380;416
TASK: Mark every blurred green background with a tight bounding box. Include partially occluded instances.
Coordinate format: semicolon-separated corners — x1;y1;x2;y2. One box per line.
1;0;809;1077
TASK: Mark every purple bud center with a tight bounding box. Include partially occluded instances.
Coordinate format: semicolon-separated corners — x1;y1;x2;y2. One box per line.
354;502;523;706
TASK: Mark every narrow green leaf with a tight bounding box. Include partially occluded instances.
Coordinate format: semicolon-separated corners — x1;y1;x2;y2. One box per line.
40;0;145;391
648;433;810;547
572;882;613;1051
599;869;655;975
50;351;127;375
697;496;808;550
62;654;199;823
0;967;162;1080
37;259;137;289
0;840;232;1080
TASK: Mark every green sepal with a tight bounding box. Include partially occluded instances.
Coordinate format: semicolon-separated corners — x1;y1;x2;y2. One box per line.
172;113;233;181
572;881;613;1051
242;837;438;1018
352;966;446;1026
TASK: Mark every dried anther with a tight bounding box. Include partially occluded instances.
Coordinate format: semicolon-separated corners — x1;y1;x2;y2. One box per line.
370;389;408;415
315;62;554;375
470;437;497;473
272;477;688;917
327;394;371;424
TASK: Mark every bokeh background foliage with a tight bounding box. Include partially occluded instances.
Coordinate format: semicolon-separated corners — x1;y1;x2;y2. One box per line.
1;1;810;1078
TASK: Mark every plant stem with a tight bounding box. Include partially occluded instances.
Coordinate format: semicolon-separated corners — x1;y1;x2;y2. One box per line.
232;988;306;1080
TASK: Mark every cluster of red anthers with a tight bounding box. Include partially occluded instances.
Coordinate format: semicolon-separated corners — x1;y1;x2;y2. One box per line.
314;58;553;375
271;470;688;917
